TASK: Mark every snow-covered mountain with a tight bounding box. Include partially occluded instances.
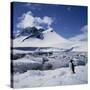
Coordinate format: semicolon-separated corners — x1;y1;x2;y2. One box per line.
13;27;68;48
12;27;87;52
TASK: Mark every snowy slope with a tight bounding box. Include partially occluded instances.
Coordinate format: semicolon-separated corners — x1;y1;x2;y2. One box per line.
71;41;88;52
13;28;87;52
13;65;88;88
13;29;68;48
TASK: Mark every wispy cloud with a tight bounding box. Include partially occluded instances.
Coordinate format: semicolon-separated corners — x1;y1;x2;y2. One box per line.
69;25;88;41
66;25;88;51
17;11;53;30
25;3;42;11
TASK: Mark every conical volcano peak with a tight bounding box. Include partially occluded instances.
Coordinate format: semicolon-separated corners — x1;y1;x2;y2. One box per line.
13;28;68;48
16;27;45;37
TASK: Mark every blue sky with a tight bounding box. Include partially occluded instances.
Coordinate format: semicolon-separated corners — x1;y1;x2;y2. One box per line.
12;2;87;39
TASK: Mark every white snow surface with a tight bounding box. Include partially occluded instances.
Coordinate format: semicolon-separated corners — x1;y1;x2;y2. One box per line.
13;29;87;52
13;49;34;54
13;30;68;48
13;65;88;88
